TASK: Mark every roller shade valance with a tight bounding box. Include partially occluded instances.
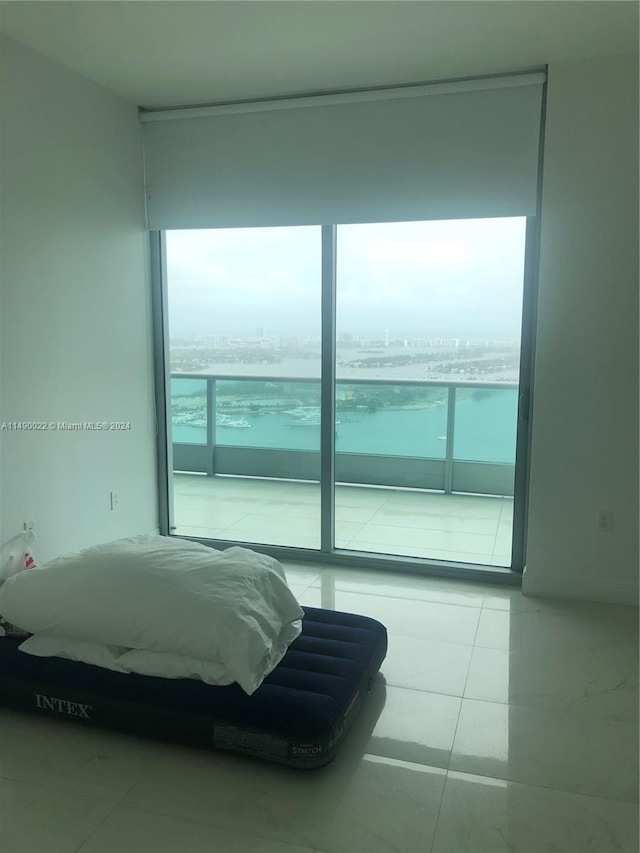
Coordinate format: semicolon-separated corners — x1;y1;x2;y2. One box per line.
142;73;545;230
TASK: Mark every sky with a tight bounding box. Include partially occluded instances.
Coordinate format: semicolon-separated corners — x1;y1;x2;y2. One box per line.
166;217;527;341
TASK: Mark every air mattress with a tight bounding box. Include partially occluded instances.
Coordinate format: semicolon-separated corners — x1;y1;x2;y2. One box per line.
0;607;387;768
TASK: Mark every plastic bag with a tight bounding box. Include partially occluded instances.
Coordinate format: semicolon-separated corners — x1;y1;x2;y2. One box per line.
0;530;39;636
0;530;39;583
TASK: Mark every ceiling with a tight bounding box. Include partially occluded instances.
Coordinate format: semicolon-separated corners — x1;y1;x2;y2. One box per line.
0;1;637;108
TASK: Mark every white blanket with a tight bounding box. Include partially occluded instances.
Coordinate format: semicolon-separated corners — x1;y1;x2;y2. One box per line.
0;535;304;694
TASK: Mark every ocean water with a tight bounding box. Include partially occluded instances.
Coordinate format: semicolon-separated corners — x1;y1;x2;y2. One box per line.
171;388;518;464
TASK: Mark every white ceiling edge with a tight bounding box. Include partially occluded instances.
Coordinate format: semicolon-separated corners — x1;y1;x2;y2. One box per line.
0;1;638;108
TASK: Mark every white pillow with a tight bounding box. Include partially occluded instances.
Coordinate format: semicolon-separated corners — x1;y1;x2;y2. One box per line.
19;634;235;686
19;635;130;673
19;621;301;689
118;618;301;686
0;535;303;694
116;647;236;685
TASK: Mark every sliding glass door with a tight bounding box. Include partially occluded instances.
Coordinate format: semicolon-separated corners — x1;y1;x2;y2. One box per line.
158;216;531;573
166;226;322;548
334;219;526;566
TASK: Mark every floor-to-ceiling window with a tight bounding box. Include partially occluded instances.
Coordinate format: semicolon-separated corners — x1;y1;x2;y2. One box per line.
144;70;545;578
160;215;530;573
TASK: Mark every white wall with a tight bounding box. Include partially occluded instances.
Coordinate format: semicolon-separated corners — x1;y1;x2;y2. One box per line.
524;54;639;605
0;36;158;561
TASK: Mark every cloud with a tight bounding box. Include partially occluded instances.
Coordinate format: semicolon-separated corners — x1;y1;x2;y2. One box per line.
165;218;527;338
364;237;472;270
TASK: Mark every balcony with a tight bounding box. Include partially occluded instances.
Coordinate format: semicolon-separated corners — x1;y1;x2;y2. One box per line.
170;374;518;568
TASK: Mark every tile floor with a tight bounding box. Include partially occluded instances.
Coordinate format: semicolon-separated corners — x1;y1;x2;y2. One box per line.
173;474;514;566
1;563;637;853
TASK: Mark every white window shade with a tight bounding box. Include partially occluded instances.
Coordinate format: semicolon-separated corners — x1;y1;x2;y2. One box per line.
141;74;544;230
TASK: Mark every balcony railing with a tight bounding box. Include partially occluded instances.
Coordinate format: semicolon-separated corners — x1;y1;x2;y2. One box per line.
170;374;518;496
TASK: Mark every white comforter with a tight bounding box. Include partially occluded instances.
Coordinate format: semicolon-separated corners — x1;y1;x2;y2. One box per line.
0;535;304;694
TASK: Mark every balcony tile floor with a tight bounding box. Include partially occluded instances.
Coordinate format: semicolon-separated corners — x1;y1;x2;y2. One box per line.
2;562;637;853
173;474;514;567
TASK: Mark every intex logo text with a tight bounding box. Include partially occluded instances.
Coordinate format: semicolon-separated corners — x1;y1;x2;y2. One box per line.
35;693;92;718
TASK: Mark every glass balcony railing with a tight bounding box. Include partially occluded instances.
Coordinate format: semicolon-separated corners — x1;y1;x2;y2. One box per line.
170;374;518;496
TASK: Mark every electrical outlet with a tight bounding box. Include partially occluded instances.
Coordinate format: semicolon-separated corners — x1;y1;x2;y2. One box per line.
110;491;119;511
598;510;613;532
23;520;35;533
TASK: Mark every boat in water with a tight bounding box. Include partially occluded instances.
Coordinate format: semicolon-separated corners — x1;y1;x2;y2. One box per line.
216;415;252;429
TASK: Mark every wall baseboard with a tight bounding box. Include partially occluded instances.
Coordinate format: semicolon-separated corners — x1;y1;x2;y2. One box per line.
522;569;639;606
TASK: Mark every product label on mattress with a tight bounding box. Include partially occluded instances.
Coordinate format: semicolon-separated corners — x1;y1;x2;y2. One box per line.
342;689;360;723
290;742;325;757
35;692;92;718
213;722;290;761
325;689;361;750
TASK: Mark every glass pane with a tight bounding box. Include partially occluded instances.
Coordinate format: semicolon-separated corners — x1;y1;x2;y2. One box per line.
453;388;519;463
215;379;321;451
335;218;526;566
167;227;322;548
336;383;447;458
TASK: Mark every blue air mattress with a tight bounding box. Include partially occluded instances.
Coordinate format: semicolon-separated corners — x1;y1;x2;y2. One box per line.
0;607;387;768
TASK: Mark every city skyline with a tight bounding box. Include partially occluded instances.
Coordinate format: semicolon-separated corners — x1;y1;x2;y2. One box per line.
169;331;520;348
